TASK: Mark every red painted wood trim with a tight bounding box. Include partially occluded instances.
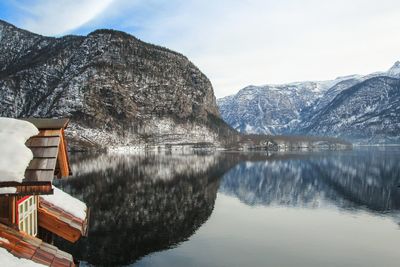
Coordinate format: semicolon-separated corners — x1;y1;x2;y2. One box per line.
17;196;30;205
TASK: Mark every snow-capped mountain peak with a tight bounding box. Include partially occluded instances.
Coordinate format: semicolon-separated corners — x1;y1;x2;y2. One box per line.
218;61;400;144
387;61;400;76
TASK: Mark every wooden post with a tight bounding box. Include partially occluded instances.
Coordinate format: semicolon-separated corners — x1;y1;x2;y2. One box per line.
58;129;70;178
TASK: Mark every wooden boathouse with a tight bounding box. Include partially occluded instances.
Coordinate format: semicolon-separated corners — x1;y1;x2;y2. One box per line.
0;118;89;266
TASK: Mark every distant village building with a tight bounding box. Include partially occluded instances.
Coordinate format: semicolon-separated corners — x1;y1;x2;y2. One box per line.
0;118;89;267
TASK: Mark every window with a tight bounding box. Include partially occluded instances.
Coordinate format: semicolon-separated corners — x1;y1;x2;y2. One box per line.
18;196;37;236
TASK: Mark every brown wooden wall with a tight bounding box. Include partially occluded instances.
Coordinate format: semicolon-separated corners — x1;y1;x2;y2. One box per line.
0;196;16;226
0;196;10;223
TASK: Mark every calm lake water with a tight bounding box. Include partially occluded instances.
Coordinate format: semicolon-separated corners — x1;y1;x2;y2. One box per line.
54;147;400;267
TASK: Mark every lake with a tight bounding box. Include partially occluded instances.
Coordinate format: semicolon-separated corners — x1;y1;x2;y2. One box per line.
54;147;400;267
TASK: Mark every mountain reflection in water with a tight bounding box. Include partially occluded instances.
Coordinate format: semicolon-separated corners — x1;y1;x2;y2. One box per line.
54;148;400;266
54;153;227;266
220;149;400;212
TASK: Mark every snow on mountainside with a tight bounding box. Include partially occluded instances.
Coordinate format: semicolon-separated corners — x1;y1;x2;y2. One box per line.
217;76;360;135
0;20;235;150
218;62;400;143
387;61;400;76
302;76;400;144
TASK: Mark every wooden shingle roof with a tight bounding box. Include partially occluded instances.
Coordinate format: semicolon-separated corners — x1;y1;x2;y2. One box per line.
0;119;72;196
25;132;62;183
0;223;75;267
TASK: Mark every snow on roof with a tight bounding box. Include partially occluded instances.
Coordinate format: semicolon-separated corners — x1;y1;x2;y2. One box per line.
0;247;44;267
0;117;39;183
0;187;17;194
41;186;87;221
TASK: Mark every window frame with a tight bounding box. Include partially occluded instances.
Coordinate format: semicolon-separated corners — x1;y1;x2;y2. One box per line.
17;196;37;236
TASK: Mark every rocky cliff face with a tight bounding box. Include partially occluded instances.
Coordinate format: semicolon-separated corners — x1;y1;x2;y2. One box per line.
218;62;400;144
0;20;233;149
217;81;330;135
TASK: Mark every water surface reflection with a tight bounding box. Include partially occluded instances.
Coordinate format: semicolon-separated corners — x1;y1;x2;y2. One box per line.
221;149;400;212
55;153;230;265
55;148;400;266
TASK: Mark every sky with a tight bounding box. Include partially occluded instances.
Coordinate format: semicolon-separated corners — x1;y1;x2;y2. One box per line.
1;0;400;98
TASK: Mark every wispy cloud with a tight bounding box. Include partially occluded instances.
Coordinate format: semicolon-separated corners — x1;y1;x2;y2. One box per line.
121;0;400;97
1;0;400;97
11;0;114;36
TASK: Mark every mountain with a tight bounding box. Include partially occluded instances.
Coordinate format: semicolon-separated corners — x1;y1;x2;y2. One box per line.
217;76;360;135
387;61;400;76
0;20;234;150
302;76;400;143
218;62;400;144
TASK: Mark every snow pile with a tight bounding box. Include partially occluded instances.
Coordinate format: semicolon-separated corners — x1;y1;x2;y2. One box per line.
0;247;44;267
41;186;87;220
0;118;38;183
